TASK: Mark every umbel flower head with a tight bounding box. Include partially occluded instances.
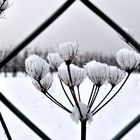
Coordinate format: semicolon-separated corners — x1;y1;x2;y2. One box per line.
108;66;126;86
58;41;79;63
32;73;53;92
85;60;109;86
47;53;63;71
25;54;50;80
116;48;140;72
58;63;86;87
70;102;92;123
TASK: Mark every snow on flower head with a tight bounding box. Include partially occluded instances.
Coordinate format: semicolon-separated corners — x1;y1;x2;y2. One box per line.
108;66;126;86
32;73;53;92
25;54;50;80
70;102;93;123
58;63;86;87
85;60;109;86
58;41;79;63
116;48;140;72
47;53;64;71
0;0;9;12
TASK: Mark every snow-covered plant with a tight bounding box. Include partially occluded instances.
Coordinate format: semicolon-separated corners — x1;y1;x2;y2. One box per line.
47;53;63;71
25;41;140;140
116;48;140;72
108;66;126;86
85;60;109;86
58;41;79;64
25;54;50;80
58;63;86;87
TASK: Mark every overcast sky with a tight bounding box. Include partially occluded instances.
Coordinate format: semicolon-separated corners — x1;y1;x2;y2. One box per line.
0;0;140;54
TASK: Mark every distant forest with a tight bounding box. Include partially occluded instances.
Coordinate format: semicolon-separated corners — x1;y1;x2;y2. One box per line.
0;47;140;77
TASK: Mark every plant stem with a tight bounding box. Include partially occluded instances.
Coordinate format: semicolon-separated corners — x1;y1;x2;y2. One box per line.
92;85;114;113
88;84;95;106
67;64;83;119
0;112;12;140
59;79;74;107
77;86;81;102
92;73;130;116
81;120;87;140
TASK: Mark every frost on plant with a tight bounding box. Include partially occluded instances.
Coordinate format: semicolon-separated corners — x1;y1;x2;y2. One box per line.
116;48;140;72
25;41;140;140
47;53;63;71
108;66;126;86
85;60;109;86
58;63;86;87
32;73;53;92
25;54;50;80
58;41;79;63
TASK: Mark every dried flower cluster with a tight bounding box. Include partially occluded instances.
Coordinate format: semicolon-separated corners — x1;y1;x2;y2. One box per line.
25;41;140;124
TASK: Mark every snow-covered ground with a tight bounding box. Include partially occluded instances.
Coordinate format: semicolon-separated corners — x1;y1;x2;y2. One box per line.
0;73;140;140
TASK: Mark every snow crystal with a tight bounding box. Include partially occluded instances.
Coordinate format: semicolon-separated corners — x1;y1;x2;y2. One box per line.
116;48;140;72
47;53;63;71
58;41;79;62
70;102;93;123
58;63;86;87
85;60;109;85
108;66;126;85
25;54;50;80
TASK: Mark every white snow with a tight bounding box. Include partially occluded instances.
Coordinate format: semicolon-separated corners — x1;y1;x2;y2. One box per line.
0;72;140;140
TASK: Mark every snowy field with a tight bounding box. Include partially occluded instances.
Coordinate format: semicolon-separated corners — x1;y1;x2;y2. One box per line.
0;73;140;140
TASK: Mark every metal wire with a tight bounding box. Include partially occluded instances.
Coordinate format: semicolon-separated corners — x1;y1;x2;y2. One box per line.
112;114;140;140
81;0;140;52
0;0;75;139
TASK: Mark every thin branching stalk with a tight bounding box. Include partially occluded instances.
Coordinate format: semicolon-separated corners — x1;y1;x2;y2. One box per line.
0;112;12;140
91;85;114;113
88;84;95;106
92;73;131;116
37;81;71;113
88;86;100;113
67;64;83;119
45;91;72;113
59;79;74;107
77;86;81;102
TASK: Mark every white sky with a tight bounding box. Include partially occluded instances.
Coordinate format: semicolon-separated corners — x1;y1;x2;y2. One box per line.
0;0;140;54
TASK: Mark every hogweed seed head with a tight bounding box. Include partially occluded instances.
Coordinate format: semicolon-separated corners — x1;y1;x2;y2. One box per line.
32;73;53;92
25;54;50;80
47;53;64;71
108;66;126;86
58;41;79;63
58;63;86;87
116;48;140;72
85;60;109;86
